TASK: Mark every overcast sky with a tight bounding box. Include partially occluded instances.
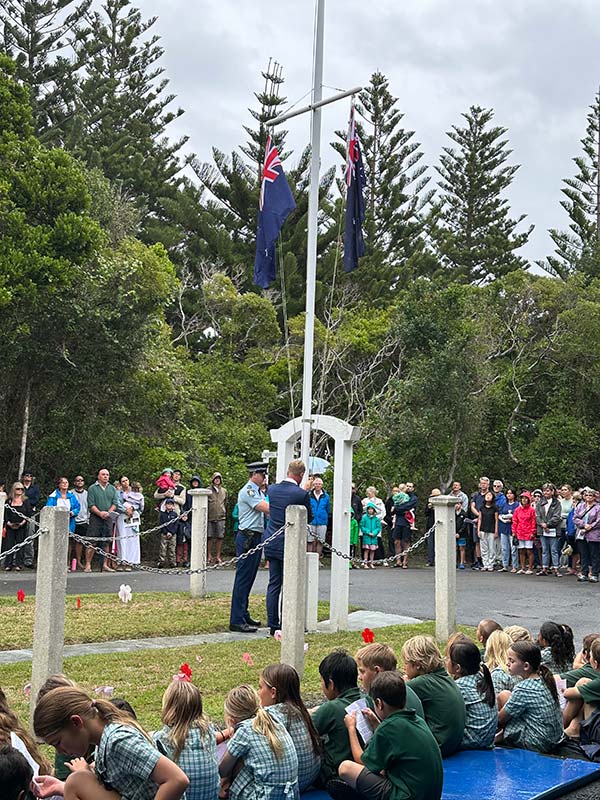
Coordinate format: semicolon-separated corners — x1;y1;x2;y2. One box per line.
143;0;600;265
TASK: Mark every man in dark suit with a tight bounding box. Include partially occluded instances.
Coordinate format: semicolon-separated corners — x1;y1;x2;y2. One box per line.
263;458;313;635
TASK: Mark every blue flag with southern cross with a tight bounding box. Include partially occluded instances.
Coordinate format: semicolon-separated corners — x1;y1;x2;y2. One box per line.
253;135;296;288
343;104;366;272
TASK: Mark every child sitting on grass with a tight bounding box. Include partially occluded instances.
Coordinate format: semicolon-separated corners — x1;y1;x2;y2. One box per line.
564;633;600;686
476;619;503;657
336;672;443;800
497;641;564;753
484;630;515;696
153;679;219;800
402;635;466;756
220;684;298;800
0;745;33;800
537;621;575;674
312;649;363;786
258;663;321;792
445;637;498;749
32;686;189;800
563;637;600;737
355;643;423;718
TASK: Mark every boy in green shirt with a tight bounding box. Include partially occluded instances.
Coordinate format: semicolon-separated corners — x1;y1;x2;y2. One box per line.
336;671;443;800
312;649;363;785
356;643;424;719
402;634;465;756
563;636;600;736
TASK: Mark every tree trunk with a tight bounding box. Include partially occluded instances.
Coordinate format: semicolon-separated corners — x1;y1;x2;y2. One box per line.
17;379;31;479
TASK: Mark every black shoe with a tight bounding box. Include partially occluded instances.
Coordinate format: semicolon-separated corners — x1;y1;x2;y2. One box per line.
229;623;258;633
246;617;262;627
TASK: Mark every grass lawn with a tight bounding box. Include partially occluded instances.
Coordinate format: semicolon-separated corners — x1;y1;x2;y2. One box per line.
0;593;336;649
0;621;476;733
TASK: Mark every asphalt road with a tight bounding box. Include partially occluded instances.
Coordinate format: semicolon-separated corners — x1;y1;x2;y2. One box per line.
2;564;598;645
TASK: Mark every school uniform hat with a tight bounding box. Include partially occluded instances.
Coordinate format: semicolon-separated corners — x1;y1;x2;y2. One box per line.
246;461;268;474
165;497;176;504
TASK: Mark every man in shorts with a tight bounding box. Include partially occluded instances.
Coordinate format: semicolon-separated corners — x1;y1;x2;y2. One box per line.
207;471;228;564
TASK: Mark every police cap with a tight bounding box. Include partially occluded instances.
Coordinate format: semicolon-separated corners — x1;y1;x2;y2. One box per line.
246;461;268;474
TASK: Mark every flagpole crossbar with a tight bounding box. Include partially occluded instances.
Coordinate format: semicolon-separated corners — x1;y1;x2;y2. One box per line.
268;86;363;127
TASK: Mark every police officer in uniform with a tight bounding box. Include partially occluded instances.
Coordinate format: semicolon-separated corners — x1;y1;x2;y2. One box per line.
229;462;270;632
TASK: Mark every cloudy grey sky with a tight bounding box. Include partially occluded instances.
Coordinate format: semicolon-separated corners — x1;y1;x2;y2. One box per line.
144;0;600;265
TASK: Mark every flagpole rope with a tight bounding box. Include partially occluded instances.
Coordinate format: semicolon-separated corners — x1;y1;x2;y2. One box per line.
315;95;355;422
278;236;297;426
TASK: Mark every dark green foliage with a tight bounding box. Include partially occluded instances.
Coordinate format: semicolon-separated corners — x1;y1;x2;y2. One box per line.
0;0;91;143
430;105;532;284
542;92;600;280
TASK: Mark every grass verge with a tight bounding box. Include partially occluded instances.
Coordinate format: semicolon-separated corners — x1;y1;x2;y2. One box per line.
0;593;337;650
0;621;476;732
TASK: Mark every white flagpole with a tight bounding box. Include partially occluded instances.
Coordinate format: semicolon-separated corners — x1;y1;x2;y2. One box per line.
300;0;325;473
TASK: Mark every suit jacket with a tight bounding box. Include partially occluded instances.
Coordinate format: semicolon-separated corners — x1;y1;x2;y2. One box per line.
264;480;313;559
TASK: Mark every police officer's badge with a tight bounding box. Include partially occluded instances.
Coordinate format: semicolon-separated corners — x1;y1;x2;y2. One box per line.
247;489;256;496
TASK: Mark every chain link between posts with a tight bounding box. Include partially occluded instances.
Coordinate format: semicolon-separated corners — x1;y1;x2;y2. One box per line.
316;522;436;567
0;506;49;561
0;505;436;572
69;522;290;575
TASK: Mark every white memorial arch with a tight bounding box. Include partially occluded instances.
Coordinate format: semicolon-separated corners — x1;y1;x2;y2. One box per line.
270;414;361;631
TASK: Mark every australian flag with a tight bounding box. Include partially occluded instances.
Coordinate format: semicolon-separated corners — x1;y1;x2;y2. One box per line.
254;135;296;288
343;105;366;272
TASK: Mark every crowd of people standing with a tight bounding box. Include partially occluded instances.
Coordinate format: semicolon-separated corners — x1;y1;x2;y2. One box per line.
3;467;600;585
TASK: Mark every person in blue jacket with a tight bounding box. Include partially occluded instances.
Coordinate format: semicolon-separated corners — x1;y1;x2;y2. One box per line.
308;476;330;557
46;477;80;534
263;459;313;635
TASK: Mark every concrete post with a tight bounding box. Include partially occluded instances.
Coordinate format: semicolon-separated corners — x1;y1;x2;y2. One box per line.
31;506;69;718
329;438;353;631
189;488;212;598
305;552;319;632
430;495;458;642
281;505;308;677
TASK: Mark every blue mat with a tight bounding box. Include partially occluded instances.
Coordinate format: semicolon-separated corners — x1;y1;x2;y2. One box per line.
441;749;600;800
301;748;600;800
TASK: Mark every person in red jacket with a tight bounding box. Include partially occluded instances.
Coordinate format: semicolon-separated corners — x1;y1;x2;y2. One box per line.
512;491;537;575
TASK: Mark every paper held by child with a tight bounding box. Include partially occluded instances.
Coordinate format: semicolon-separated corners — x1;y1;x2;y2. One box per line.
345;697;373;744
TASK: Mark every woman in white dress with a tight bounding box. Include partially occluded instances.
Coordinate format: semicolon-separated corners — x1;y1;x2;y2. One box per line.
115;476;144;569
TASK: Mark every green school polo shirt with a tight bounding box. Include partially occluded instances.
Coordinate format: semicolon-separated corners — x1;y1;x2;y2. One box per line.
312;686;363;783
362;709;443;800
579;676;600;706
408;668;466;756
365;684;424;718
563;663;599;688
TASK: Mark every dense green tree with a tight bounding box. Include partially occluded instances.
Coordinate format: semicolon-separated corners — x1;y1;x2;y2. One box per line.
541;92;600;280
65;0;187;236
429;105;532;284
0;0;91;142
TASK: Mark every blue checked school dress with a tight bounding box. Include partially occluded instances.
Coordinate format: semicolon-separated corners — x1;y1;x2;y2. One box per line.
227;717;299;800
153;723;219;800
95;723;161;800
